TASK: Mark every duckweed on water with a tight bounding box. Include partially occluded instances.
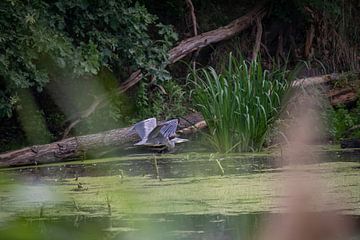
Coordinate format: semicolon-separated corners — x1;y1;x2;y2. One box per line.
1;161;359;218
0;153;359;240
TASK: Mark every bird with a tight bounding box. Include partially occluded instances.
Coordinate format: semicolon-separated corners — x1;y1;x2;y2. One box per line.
132;117;188;151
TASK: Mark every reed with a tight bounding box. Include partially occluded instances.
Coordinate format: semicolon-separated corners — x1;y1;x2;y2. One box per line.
190;54;290;152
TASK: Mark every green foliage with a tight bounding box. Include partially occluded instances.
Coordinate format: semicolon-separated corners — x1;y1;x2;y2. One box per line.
295;0;341;16
0;118;27;152
272;0;342;23
190;54;290;152
327;100;360;141
16;89;53;145
135;80;188;121
0;0;177;118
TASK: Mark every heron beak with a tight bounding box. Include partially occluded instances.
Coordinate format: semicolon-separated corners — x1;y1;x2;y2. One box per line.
171;137;189;144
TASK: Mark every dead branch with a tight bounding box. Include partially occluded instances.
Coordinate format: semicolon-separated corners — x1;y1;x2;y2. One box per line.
185;0;200;70
304;24;315;58
292;73;339;87
185;0;198;36
169;2;266;63
62;70;143;138
252;17;263;60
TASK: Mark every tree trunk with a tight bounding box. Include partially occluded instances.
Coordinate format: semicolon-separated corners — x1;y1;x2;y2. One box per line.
0;113;205;168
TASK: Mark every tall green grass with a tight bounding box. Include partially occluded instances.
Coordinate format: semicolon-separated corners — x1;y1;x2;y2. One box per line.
190;54;291;152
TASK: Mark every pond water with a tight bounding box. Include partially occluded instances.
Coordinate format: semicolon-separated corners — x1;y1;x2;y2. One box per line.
0;148;359;239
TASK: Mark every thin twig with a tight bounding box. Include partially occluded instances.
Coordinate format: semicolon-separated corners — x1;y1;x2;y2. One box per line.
185;0;198;36
62;70;142;138
304;24;315;58
215;159;225;176
252;17;263;60
185;0;200;71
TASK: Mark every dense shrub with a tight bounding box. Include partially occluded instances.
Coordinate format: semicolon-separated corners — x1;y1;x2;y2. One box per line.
327;100;360;141
0;0;177;118
135;80;188;121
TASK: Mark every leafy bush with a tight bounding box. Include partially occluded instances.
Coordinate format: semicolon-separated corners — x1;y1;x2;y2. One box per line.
135;80;188;121
191;54;290;152
0;0;177;118
327;100;360;141
273;0;342;22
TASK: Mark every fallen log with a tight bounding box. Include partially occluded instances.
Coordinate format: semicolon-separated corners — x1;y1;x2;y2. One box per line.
292;73;340;87
340;138;360;148
0;113;205;168
292;72;360;87
327;87;358;106
292;72;360;106
330;91;358;106
63;2;267;137
178;120;207;135
168;2;266;63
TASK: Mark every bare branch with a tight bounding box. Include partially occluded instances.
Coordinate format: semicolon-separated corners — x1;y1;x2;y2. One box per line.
252;17;263;60
185;0;198;36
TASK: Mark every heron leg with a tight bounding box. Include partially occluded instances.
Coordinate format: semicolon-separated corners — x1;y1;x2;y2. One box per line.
153;155;162;181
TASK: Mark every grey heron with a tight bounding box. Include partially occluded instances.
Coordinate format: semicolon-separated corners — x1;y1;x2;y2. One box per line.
132;117;188;151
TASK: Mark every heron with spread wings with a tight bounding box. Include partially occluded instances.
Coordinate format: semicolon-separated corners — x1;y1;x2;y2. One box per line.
132;118;188;151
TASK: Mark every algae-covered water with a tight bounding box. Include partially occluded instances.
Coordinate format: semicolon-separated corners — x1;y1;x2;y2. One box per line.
0;149;359;239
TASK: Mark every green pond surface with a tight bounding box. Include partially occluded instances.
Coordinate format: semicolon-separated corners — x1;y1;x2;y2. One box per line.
0;149;359;239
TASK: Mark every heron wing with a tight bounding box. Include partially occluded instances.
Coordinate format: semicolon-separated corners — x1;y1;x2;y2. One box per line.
133;117;157;139
147;119;178;140
134;139;148;146
160;119;178;138
146;124;163;140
